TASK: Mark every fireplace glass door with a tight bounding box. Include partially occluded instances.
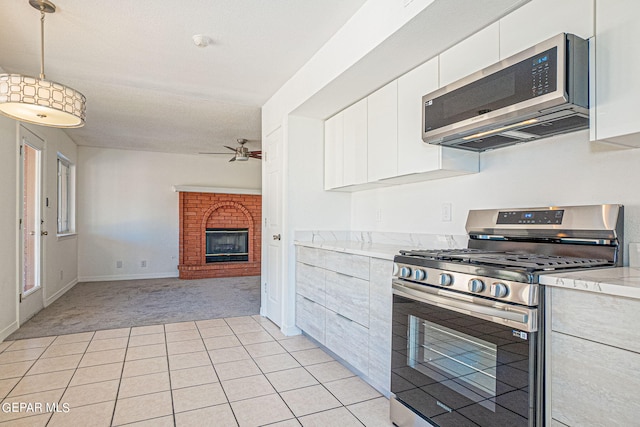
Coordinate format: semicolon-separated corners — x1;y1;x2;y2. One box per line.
206;228;249;262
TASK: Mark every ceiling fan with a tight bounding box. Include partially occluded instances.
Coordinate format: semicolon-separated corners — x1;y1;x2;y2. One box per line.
199;138;262;162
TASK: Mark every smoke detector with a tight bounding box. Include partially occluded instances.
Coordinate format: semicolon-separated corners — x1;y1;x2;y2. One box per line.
192;34;213;48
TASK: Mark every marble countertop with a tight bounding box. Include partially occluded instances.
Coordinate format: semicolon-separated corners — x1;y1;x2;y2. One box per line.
540;267;640;300
294;240;406;260
293;231;468;261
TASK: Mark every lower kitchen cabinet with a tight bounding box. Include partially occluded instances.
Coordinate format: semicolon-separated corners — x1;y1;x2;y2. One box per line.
325;309;369;375
295;294;325;345
294;245;394;395
325;270;369;327
547;287;640;426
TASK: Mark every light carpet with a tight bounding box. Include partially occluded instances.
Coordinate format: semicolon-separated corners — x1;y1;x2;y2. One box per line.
7;276;261;340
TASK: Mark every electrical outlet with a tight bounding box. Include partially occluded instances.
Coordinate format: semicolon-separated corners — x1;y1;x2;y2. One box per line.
141;260;147;268
116;260;123;268
442;203;452;222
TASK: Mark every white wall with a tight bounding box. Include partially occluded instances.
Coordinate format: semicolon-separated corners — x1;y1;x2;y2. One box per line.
77;147;261;281
0;117;18;340
351;131;639;262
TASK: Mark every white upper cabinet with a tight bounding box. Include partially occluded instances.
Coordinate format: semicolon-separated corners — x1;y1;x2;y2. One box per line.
439;23;500;87
324;112;344;190
591;0;640;146
367;81;398;182
396;57;479;178
343;98;368;186
499;0;594;60
397;57;441;175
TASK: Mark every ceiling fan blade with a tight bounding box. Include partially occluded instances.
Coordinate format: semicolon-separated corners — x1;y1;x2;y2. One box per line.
229;157;236;162
224;146;237;151
248;153;262;159
199;152;230;155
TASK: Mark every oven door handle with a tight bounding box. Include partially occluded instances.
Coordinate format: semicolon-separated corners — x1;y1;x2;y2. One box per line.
393;280;537;332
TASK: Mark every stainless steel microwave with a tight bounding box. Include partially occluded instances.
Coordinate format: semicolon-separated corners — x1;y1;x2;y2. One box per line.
422;33;589;151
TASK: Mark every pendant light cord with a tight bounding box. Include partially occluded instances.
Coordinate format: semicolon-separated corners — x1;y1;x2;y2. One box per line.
39;8;45;80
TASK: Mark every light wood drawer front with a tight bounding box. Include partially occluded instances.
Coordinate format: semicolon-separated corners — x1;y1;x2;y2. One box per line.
551;332;640;426
326;309;369;375
551;288;640;353
296;295;325;345
324;250;370;280
325;271;370;327
296;262;325;305
296;246;325;268
368;258;393;391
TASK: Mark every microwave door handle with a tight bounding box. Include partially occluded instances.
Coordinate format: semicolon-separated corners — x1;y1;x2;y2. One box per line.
392;281;536;332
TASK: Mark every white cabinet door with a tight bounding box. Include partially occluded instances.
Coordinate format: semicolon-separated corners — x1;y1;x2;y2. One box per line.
343;98;368;186
296;295;326;345
325;309;369;375
592;0;640;146
499;0;594;59
324;271;370;327
439;23;500;87
367;81;398;182
397;57;442;176
324;112;344;189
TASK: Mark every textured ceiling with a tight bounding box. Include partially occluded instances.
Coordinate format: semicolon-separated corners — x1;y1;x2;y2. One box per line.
0;0;366;154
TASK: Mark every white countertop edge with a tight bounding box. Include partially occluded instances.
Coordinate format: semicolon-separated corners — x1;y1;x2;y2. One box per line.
173;185;261;195
294;240;401;260
540;267;640;300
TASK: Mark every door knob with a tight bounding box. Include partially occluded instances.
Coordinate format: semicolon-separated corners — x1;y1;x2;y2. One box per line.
41;231;48;236
272;234;281;241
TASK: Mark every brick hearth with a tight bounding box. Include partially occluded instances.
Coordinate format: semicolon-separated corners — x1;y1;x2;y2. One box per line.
178;192;261;279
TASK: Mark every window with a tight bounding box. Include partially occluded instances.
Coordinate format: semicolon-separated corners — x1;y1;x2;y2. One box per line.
57;155;75;235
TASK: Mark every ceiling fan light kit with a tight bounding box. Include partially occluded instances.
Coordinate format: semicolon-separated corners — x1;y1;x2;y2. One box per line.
200;138;262;162
0;0;86;128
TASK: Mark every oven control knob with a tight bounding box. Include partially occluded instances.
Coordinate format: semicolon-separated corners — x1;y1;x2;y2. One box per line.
413;269;427;281
490;282;510;298
439;273;454;286
399;266;412;278
468;279;485;293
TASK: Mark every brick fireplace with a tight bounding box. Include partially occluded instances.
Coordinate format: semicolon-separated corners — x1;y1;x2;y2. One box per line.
177;191;261;279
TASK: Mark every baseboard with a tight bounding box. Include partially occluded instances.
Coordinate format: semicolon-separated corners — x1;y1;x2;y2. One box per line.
45;278;78;307
0;321;19;342
78;272;179;282
281;323;301;336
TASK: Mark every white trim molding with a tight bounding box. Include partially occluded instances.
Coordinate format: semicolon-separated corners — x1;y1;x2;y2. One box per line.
172;185;261;195
78;272;179;282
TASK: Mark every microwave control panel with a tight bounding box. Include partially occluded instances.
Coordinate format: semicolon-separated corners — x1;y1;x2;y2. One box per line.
531;47;556;97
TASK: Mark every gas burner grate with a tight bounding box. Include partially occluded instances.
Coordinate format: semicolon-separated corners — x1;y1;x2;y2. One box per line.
399;249;611;271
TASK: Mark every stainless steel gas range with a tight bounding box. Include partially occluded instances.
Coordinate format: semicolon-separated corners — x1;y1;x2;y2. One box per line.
390;204;623;427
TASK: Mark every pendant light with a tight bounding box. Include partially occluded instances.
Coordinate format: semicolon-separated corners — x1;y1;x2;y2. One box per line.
0;0;86;128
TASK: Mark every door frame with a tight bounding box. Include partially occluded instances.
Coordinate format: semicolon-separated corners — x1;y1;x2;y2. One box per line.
17;125;46;324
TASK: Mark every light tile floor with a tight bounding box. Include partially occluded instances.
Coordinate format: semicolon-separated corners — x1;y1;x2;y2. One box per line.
0;315;392;426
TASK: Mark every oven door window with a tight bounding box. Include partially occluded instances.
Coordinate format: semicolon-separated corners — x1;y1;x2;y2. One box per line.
392;294;536;427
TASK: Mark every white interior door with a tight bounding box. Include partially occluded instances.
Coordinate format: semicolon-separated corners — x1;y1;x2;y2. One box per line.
263;127;283;326
19;126;45;324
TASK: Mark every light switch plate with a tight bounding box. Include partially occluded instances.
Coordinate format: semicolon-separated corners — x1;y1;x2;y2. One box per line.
629;243;640;267
442;203;452;222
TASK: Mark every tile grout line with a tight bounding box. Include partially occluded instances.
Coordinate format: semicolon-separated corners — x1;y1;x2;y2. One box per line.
7;332;96;427
162;323;177;427
198;318;241;427
109;328;132;427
